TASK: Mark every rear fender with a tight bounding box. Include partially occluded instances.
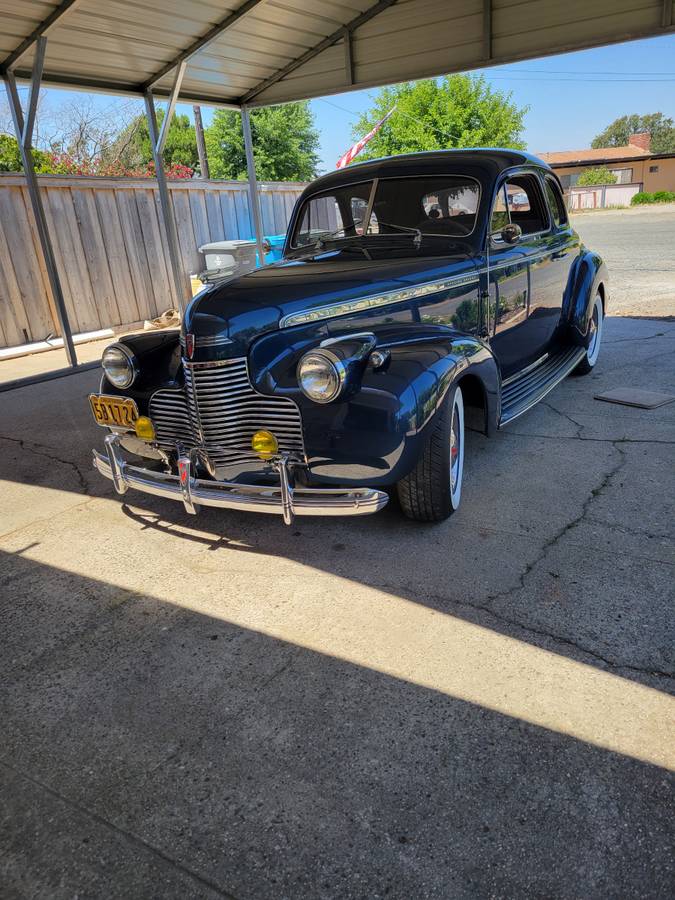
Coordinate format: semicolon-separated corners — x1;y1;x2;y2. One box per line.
563;249;609;347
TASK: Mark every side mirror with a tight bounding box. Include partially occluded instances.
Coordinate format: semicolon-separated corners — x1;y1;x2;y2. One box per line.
500;223;522;244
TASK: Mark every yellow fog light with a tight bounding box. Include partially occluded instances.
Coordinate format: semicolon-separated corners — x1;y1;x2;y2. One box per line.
251;430;278;460
134;416;156;442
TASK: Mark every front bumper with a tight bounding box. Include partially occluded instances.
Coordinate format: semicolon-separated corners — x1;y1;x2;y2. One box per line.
93;435;388;524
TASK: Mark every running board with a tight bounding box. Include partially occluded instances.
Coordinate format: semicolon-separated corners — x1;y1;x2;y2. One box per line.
499;346;586;426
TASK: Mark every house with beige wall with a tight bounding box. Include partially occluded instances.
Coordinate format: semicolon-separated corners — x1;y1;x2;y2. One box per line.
539;132;675;194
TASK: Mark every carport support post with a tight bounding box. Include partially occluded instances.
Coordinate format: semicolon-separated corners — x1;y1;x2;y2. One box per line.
3;40;77;367
241;106;267;264
144;67;191;313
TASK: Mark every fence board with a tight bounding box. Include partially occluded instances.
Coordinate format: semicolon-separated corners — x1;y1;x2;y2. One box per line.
0;174;306;349
47;187;100;332
0;187;56;340
95;189;141;325
115;189;155;322
0;209;31;346
71;188;121;326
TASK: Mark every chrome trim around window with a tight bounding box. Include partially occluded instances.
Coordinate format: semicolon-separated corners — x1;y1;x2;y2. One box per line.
279;273;480;328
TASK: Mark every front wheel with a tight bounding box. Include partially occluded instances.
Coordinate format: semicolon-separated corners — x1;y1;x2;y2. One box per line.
397;384;464;522
574;293;603;375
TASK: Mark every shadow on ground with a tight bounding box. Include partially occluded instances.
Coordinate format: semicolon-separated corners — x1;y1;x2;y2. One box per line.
1;315;674;898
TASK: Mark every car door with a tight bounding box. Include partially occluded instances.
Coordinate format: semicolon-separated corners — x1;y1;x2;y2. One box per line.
486;179;534;378
532;174;580;348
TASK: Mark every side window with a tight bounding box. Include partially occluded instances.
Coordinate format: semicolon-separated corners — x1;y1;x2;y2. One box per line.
544;177;568;227
505;175;547;234
490;175;548;239
490;185;509;233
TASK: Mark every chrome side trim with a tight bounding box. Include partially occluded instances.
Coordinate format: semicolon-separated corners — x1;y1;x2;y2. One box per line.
501;353;549;387
93;436;388;521
280;273;480;328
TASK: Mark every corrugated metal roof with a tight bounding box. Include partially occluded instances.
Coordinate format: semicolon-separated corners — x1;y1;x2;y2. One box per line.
1;0;674;107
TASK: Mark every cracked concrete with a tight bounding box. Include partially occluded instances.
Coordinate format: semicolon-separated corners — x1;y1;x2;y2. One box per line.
1;315;674;899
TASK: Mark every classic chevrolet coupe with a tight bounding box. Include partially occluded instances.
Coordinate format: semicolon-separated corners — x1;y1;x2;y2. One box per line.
91;150;607;524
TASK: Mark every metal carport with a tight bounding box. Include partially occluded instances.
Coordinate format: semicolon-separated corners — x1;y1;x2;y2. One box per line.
1;0;674;378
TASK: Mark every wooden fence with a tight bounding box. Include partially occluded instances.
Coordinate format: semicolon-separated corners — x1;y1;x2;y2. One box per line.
0;174;306;349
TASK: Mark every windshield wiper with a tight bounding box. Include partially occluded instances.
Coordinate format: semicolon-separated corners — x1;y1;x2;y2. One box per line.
313;224;361;249
368;220;422;248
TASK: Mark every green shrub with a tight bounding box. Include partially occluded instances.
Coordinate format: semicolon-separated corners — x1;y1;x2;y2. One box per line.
576;166;618;186
631;190;675;205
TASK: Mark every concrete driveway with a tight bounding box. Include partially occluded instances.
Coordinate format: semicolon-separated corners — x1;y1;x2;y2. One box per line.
1;316;674;899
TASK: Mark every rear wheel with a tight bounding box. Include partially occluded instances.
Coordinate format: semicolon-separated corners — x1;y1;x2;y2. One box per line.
397;385;464;522
574;293;603;375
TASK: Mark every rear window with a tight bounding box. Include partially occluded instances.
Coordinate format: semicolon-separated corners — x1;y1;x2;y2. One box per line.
291;176;480;248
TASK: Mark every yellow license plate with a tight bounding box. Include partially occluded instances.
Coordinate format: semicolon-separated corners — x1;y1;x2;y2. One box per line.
89;394;139;428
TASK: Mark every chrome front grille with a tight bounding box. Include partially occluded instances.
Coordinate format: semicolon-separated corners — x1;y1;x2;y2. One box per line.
148;358;305;472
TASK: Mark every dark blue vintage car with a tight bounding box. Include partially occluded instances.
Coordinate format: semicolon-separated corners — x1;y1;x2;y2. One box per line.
91;150;607;524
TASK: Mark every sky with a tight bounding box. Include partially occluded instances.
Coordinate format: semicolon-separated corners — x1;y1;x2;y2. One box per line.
3;33;675;175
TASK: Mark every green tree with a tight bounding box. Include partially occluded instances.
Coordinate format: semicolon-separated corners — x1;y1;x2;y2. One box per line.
104;111;198;171
349;75;528;163
204;103;319;181
576;167;618;186
0;133;55;173
591;113;675;154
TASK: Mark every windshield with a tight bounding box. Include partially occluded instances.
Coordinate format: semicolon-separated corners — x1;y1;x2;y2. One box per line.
290;176;481;249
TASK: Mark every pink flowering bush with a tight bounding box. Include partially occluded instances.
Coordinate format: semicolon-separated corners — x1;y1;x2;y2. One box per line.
41;152;193;179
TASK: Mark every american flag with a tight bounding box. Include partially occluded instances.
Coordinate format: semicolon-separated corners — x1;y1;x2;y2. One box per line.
336;106;396;169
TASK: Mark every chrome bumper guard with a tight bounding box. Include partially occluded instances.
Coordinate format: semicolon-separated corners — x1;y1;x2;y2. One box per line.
93;435;388;524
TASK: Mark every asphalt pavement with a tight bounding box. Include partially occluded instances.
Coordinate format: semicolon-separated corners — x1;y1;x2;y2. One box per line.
1;315;674;899
571;203;675;318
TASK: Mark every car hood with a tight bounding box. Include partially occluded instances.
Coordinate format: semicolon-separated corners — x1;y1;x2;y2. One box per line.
183;250;478;354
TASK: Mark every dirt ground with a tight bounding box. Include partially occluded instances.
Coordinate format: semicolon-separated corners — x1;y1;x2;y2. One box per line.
570;203;675;319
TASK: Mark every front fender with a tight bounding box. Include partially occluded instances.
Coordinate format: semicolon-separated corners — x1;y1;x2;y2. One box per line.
98;329;182;409
564;249;609;347
249;324;499;486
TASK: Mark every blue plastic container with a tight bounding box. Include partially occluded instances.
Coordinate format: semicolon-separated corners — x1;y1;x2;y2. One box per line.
256;233;286;266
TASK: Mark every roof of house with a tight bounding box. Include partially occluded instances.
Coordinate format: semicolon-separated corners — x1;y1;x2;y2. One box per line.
538;145;653;166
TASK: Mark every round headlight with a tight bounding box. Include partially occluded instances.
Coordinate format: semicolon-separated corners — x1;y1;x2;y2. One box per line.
297;350;344;403
102;344;137;389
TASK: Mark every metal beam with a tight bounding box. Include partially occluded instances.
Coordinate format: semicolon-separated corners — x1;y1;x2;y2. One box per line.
240;0;398;104
343;28;354;85
22;37;46;147
142;0;264;90
0;0;81;73
4;60;77;367
241;106;266;266
144;87;191;312
483;0;492;60
157;61;187;156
